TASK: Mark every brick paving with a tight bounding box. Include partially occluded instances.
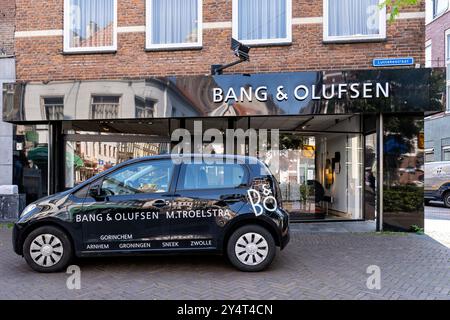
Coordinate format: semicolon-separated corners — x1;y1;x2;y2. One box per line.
425;204;450;248
0;224;449;300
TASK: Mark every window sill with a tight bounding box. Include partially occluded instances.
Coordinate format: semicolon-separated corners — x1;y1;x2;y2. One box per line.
145;44;203;52
63;49;117;55
322;37;387;44
237;39;292;48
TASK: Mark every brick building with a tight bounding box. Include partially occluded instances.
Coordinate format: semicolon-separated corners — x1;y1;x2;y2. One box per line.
0;0;14;56
2;0;447;230
0;0;16;221
424;0;450;166
13;0;426;81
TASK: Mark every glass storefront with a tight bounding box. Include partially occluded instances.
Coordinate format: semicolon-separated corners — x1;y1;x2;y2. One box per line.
383;115;425;230
13;125;49;203
4;69;444;229
60;116;364;221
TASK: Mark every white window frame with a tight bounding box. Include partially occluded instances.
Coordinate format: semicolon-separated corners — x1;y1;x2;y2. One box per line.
323;0;387;43
432;0;449;20
425;40;432;68
63;0;118;53
232;0;292;46
445;29;450;62
145;0;203;50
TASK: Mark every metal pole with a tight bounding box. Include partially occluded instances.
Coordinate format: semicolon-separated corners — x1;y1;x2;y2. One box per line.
376;113;384;232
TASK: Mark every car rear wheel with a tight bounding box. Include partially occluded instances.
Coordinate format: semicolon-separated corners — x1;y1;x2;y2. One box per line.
227;225;276;272
443;192;450;208
23;226;73;273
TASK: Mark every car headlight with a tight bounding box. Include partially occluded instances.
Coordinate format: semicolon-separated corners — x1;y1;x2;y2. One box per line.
20;204;37;218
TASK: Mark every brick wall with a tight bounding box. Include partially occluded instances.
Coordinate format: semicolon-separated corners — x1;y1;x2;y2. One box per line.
15;0;426;81
0;0;15;56
426;10;450;67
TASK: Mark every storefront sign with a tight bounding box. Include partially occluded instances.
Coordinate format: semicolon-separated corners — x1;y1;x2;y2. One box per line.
2;68;445;122
212;82;390;103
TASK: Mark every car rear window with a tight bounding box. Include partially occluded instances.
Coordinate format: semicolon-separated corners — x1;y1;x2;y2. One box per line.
178;163;246;190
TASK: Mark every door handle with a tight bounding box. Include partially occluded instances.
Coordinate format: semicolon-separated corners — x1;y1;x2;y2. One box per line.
152;199;167;207
221;194;242;202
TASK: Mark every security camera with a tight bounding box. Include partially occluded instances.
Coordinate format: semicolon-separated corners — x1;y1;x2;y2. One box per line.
231;38;250;61
211;38;251;75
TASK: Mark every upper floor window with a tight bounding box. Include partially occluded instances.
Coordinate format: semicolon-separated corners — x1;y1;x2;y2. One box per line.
135;96;155;118
433;0;449;19
42;97;64;120
91;95;120;119
324;0;386;42
64;0;117;53
146;0;202;50
425;42;432;68
443;146;450;161
445;29;450;62
232;0;292;45
425;148;435;162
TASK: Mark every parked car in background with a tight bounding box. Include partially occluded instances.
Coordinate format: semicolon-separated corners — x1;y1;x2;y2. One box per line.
425;161;450;207
12;154;290;273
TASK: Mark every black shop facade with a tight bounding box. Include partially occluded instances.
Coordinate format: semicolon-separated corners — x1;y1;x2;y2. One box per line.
2;68;446;231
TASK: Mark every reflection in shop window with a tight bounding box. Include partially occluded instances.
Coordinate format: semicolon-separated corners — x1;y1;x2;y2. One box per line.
443;146;450;161
425;149;435;162
65;136;170;188
13;125;49;204
135;97;155;118
42;97;64;120
91;95;120;119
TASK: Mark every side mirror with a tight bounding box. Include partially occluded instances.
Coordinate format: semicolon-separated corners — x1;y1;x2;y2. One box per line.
88;185;101;199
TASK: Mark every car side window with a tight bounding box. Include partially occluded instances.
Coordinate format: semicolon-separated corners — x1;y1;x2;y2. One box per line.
178;163;246;190
101;160;174;196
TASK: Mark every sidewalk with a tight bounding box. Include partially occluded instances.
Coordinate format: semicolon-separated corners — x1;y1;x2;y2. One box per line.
0;225;448;300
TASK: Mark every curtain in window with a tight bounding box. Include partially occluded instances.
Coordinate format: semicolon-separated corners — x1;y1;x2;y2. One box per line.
328;0;380;37
238;0;287;41
151;0;198;44
69;0;114;48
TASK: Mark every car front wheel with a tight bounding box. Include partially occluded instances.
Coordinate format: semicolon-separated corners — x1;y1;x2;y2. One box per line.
23;226;73;273
444;192;450;208
227;225;276;272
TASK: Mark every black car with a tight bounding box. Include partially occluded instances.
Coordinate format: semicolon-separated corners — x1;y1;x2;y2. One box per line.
13;154;290;272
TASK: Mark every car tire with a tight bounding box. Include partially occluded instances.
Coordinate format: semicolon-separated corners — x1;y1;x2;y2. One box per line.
23;226;73;273
227;225;276;272
443;192;450;208
424;199;431;206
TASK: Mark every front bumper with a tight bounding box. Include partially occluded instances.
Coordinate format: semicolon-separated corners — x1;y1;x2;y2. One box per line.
424;190;441;201
12;224;23;256
280;229;290;250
